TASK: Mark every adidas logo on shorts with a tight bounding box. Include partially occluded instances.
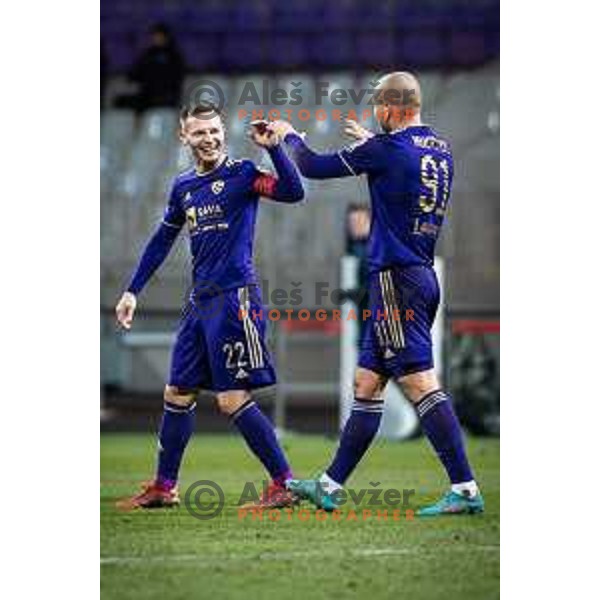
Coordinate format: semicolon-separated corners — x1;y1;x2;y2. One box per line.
235;368;249;379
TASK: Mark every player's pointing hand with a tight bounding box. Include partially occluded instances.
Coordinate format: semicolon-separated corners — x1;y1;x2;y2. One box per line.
342;118;374;142
116;292;137;330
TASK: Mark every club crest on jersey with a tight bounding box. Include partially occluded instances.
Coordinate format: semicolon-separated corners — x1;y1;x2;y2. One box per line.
211;180;225;195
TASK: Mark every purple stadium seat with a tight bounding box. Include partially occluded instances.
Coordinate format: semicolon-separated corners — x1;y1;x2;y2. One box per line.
356;3;396;29
231;4;272;32
185;3;231;33
223;34;265;70
101;0;499;73
400;30;445;68
356;33;396;66
106;38;136;72
180;35;221;72
310;33;354;69
272;2;322;32
269;35;309;70
321;0;357;30
449;31;487;67
484;29;500;61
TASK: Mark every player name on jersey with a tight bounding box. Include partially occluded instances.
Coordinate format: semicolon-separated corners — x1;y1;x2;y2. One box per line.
410;134;451;153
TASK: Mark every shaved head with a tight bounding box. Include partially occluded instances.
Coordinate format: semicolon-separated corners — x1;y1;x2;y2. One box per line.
374;71;422;132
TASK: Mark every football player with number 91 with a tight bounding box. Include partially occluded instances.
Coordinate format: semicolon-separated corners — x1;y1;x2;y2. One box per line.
274;71;485;516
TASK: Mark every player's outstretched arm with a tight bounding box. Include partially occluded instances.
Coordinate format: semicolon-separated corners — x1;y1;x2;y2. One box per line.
249;122;304;203
115;222;181;329
270;121;353;180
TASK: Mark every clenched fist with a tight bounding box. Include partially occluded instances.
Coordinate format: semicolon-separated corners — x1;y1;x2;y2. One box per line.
249;120;280;148
270;120;298;140
115;292;137;330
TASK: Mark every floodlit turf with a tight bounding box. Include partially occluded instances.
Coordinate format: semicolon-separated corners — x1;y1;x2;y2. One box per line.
101;433;499;600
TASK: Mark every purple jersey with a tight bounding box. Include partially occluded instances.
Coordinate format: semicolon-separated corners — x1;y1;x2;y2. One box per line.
126;145;302;298
163;157;269;293
338;125;453;272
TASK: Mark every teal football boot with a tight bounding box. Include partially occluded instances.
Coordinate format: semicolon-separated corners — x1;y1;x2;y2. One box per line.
286;479;340;512
417;490;485;516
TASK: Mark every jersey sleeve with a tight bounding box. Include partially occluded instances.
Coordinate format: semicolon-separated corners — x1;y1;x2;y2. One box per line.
250;164;278;198
229;160;267;197
337;136;388;176
284;133;353;179
162;180;186;228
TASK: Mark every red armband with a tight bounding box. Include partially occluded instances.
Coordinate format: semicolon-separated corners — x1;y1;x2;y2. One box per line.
252;173;278;198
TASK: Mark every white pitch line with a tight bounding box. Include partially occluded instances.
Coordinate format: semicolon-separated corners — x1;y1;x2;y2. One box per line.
101;545;499;566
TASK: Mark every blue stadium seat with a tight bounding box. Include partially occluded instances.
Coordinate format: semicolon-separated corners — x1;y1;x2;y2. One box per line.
310;33;354;69
270;35;310;70
223;34;266;70
400;30;445;67
272;2;322;33
179;35;221;72
321;0;358;30
355;32;396;66
185;2;231;33
230;3;272;32
356;1;396;29
101;0;499;73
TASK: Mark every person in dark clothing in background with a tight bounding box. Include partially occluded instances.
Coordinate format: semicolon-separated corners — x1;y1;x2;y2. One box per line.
345;204;371;342
101;38;108;110
116;23;185;112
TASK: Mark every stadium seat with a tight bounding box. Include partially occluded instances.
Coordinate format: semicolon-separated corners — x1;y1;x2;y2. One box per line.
106;110;179;265
230;3;272;33
185;2;231;33
271;1;322;33
310;33;354;69
400;30;446;67
432;65;499;155
355;32;396;66
270;35;310;70
181;74;232;115
179;35;221;72
101;0;500;74
321;0;358;30
356;1;396;29
223;33;266;70
101;109;136;199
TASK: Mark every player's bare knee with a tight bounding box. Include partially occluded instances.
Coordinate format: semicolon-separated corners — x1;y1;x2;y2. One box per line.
354;368;387;399
164;385;197;407
216;390;251;415
397;370;439;404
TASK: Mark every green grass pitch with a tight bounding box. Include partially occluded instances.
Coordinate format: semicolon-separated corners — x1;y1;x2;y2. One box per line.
101;433;499;600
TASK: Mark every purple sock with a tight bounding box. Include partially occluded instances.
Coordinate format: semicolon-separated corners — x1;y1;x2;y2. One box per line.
156;401;196;488
417;390;474;484
326;398;384;485
230;401;292;485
